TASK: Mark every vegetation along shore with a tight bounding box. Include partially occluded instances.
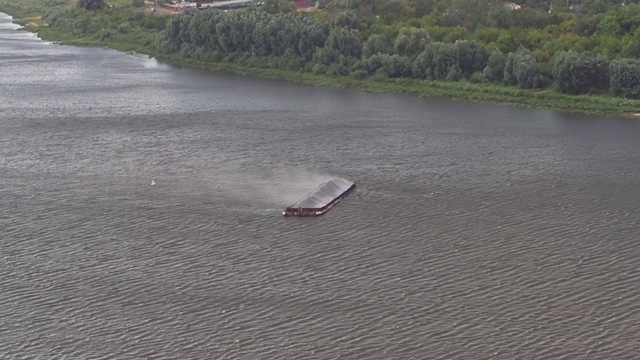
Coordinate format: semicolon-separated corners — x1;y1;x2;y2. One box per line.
3;0;640;116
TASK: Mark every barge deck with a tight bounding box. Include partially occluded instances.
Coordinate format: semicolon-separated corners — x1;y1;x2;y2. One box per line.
283;178;356;216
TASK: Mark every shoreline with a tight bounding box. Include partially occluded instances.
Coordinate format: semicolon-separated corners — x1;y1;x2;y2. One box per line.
3;9;640;118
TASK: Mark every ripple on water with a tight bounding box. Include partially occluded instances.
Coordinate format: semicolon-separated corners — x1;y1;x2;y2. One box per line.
1;16;640;359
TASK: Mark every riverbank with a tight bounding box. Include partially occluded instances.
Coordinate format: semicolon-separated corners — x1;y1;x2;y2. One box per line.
3;5;640;117
149;53;640;117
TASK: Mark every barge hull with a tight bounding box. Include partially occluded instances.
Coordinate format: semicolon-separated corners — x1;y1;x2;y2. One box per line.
283;178;356;216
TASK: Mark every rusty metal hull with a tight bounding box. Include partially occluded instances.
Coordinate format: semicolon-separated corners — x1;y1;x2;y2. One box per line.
283;179;356;216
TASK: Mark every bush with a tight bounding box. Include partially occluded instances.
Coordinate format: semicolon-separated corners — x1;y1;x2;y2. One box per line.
325;27;363;59
77;0;106;11
351;69;367;79
386;54;412;78
331;11;366;32
99;28;112;41
482;48;506;83
311;63;328;74
610;58;640;98
117;22;131;34
148;15;170;30
366;53;413;78
553;51;610;95
313;47;338;65
132;10;145;21
180;43;197;58
392;27;431;59
445;65;463;82
326;63;348;76
363;53;384;75
504;49;540;89
412;42;458;80
454;40;489;79
72;16;94;35
469;71;483;83
363;34;391;58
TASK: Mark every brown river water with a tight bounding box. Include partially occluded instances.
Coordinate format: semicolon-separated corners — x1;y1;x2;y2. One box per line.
1;13;639;359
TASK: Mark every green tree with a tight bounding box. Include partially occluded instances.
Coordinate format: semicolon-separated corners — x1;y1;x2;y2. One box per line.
482;48;506;82
617;4;640;34
597;11;623;36
496;28;527;53
77;0;106;10
374;0;414;24
326;0;367;11
331;11;366;31
392;27;431;60
622;28;640;58
581;0;610;15
553;51;609;94
312;47;339;65
412;42;459;80
504;49;540;88
263;0;293;14
453;39;489;79
487;7;513;29
407;0;437;17
363;53;412;77
363;34;391;58
610;58;640;98
325;27;363;58
187;11;211;48
381;53;412;77
216;22;235;53
574;14;603;36
363;53;384;75
297;18;329;61
437;0;503;30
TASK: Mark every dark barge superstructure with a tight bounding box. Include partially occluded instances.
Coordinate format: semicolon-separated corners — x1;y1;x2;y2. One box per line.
283;178;356;216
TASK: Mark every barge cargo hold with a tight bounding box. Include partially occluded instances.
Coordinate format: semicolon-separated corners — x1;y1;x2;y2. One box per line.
283;178;356;216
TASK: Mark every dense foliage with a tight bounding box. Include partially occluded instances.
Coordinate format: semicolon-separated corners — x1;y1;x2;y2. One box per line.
553;51;610;94
150;1;640;98
610;58;640;98
4;0;640;101
77;0;106;11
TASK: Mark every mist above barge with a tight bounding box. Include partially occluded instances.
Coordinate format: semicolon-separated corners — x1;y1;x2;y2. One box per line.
283;178;356;216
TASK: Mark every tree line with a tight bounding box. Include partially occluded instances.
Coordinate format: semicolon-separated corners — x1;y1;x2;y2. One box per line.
36;0;640;99
155;6;640;98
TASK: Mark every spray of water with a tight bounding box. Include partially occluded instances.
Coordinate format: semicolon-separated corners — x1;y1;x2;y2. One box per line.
220;166;338;207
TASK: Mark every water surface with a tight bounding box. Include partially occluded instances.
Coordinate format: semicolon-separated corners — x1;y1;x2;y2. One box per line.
1;13;639;359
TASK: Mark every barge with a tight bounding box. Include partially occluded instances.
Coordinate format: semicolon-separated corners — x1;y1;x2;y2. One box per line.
283;178;356;216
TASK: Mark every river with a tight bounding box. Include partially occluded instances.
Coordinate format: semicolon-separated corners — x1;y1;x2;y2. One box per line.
1;13;639;359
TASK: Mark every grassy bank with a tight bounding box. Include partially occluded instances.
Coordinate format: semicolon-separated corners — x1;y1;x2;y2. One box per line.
2;2;640;117
139;50;640;117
